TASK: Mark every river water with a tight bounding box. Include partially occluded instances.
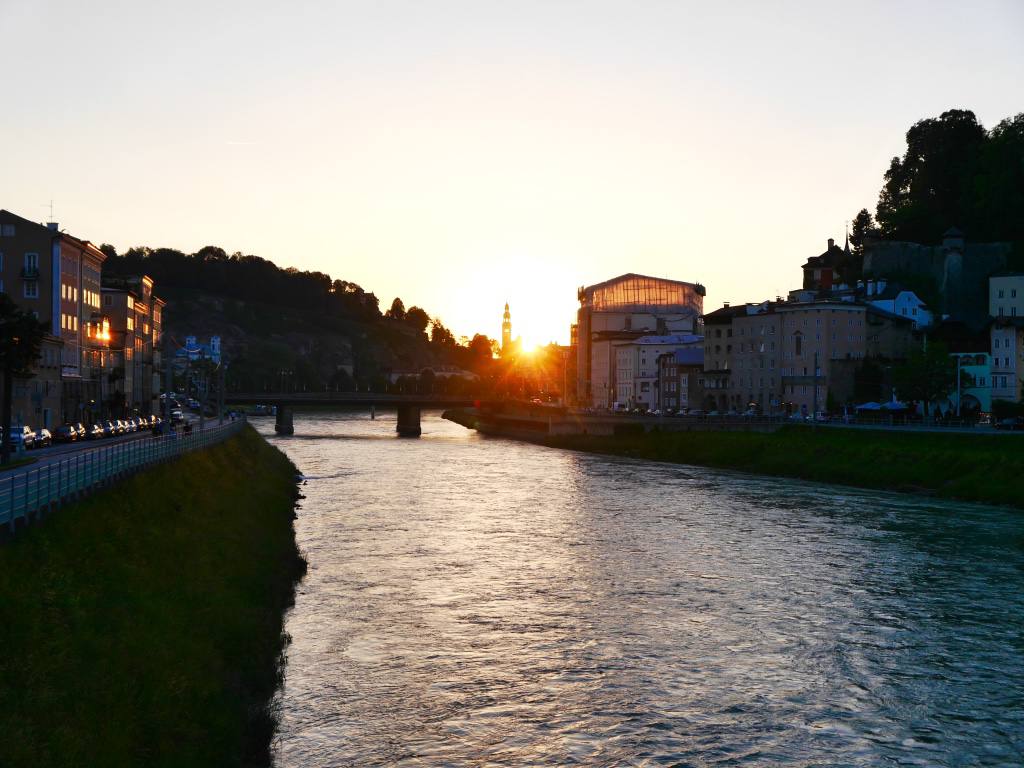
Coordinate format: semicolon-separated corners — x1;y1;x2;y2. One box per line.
260;411;1024;767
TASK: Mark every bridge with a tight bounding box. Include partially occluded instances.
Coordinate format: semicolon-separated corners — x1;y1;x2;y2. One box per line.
224;392;479;436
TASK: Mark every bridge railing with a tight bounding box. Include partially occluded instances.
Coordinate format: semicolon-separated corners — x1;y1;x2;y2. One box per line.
0;418;247;533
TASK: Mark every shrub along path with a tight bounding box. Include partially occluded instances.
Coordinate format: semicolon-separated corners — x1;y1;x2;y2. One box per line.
0;425;306;767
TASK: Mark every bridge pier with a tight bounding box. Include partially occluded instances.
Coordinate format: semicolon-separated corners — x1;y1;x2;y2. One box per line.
396;405;421;437
275;406;294;435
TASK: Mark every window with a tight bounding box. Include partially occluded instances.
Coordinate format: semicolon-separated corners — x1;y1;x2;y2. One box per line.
1013;289;1018;298
999;289;1005;298
1013;308;1018;317
104;295;112;307
72;315;78;331
24;281;38;299
24;252;39;272
1;224;14;237
127;317;134;331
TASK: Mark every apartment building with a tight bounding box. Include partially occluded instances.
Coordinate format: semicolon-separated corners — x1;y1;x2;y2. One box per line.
990;318;1023;404
701;304;744;411
612;333;702;410
777;301;915;415
102;275;165;416
57;232;109;423
0;210;65;428
701;302;783;413
731;303;783;413
657;348;704;412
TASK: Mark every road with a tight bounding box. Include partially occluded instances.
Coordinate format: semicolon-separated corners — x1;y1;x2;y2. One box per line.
5;412;206;474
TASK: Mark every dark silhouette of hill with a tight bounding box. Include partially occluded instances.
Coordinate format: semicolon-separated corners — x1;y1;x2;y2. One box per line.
101;244;491;392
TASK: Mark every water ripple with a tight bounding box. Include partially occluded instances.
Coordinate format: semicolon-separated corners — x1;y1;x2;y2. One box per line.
260;412;1024;767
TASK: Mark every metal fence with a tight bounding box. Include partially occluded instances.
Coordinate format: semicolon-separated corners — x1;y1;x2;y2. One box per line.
0;418;247;532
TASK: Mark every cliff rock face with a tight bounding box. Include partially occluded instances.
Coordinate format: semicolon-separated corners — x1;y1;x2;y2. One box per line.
863;230;1011;328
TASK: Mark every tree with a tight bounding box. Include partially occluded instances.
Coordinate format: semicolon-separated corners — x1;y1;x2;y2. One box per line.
404;307;430;337
893;340;956;420
849;208;875;256
466;334;496;370
0;295;48;464
430;320;456;348
386;297;406;320
876;109;987;243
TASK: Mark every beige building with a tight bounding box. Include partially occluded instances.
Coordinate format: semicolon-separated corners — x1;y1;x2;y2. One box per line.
778;301;915;414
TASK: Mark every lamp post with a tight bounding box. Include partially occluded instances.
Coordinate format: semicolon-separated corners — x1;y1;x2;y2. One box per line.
955;354;962;418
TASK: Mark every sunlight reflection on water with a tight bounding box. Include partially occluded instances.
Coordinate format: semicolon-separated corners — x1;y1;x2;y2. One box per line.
263;411;1024;767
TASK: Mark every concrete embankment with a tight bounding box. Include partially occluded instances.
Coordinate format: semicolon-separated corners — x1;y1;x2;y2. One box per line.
444;407;1024;509
0;424;306;767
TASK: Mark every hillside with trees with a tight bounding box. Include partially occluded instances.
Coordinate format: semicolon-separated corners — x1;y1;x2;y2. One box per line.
849;109;1024;249
100;245;498;393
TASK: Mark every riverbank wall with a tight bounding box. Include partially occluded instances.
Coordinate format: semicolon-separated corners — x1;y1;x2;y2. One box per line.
444;407;1024;509
0;424;306;767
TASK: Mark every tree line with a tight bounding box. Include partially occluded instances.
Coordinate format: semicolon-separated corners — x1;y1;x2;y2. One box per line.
849;109;1024;248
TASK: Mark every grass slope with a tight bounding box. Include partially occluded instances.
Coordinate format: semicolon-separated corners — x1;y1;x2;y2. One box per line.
548;426;1024;508
0;425;306;767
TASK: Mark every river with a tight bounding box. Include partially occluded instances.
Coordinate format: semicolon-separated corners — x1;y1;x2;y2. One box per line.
259;410;1024;767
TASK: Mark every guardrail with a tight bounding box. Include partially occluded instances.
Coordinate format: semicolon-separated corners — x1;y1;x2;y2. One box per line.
0;418;247;533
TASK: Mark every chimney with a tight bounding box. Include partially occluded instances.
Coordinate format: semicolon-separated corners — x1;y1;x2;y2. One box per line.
827;238;834;250
723;301;730;308
46;222;58;231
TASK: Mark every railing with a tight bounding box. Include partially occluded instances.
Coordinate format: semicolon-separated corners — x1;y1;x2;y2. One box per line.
0;418;246;533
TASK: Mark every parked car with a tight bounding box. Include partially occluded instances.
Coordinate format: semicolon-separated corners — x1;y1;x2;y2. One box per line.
4;425;37;449
34;428;53;448
102;420;119;437
171;408;184;423
687;409;705;417
55;424;79;443
72;422;87;439
125;418;138;433
87;423;105;440
995;417;1024;431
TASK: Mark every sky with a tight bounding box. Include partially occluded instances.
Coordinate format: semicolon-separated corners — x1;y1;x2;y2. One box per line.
2;1;1022;348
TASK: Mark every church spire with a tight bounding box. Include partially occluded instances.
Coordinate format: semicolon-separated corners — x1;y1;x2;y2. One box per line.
502;302;512;352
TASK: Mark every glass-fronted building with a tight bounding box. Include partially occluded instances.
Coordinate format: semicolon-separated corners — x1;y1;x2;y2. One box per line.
576;273;705;407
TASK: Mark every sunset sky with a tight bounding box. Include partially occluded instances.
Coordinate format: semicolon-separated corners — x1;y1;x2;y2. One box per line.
2;0;1022;347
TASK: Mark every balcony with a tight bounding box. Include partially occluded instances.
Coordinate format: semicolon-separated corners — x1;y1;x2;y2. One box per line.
21;266;40;279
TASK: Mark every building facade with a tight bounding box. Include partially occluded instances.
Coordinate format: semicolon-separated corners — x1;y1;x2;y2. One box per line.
577;273;704;408
103;275;165;416
0;211;66;429
990;318;1023;404
657;348;704;413
990;273;1024;320
612;334;702;410
777;301;915;415
57;232;108;423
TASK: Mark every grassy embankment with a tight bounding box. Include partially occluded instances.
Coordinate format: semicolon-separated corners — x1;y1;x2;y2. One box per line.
0;424;306;767
550;427;1023;508
446;409;1023;508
